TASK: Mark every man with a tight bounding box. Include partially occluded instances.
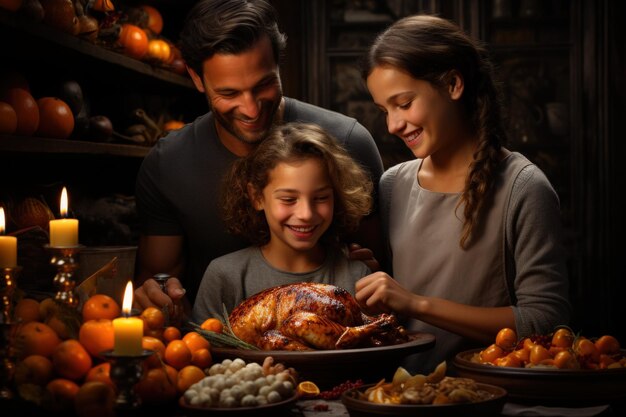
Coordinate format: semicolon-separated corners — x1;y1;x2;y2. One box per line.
133;0;384;313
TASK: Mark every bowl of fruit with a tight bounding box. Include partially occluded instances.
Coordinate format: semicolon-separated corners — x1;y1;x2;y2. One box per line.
452;327;626;406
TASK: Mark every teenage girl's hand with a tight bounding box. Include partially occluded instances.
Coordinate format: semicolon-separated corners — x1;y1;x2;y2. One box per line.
134;277;186;310
348;243;380;272
355;272;415;316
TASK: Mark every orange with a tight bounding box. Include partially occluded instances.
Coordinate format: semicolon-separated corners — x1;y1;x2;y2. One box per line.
176;365;205;393
141;5;163;35
163;326;182;343
0;101;17;134
140;306;165;331
594;335;620;355
142;336;166;368
163;120;185;132
45;378;80;411
1;87;39;136
134;366;177;405
182;331;210;354
45;315;74;340
36;97;74;139
200;317;224;333
74;381;116;417
144;327;164;341
163;339;192;370
118;24;149;60
14;354;54;386
15;321;61;358
85;362;114;389
191;348;212;369
0;0;23;12
82;294;121;322
297;381;320;398
78;319;115;357
13;298;40;323
52;339;92;380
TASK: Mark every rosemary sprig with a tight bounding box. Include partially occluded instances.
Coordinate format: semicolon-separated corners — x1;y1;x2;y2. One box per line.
189;304;259;350
191;323;259;350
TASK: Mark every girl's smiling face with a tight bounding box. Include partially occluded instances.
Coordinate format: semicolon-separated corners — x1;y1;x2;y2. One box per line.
254;157;334;259
366;65;463;159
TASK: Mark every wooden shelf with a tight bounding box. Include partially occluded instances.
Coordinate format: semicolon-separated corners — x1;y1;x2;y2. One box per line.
0;9;194;90
0;135;150;158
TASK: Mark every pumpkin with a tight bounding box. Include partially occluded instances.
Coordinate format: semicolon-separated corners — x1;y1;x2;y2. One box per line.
36;97;75;139
118;24;149;60
140;5;163;35
147;39;171;63
12;197;55;230
1;88;39;136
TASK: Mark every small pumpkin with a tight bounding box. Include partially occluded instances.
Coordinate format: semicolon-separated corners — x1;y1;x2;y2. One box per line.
12;197;55;231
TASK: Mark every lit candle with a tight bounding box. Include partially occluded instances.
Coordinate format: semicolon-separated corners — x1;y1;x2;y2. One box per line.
49;187;79;247
0;208;17;268
113;281;144;356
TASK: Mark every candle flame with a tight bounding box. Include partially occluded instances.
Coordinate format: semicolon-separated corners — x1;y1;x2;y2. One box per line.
122;281;134;316
60;187;69;218
0;207;5;234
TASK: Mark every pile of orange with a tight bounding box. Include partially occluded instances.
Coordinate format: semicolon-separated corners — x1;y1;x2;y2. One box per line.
476;327;626;370
11;295;224;414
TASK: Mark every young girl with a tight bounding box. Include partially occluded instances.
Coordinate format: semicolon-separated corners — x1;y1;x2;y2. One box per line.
192;122;373;321
355;15;571;372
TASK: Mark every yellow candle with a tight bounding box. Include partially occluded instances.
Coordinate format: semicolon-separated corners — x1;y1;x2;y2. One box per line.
0;208;17;268
49;187;78;247
113;281;144;356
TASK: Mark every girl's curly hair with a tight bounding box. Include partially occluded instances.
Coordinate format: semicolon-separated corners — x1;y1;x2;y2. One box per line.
220;122;373;247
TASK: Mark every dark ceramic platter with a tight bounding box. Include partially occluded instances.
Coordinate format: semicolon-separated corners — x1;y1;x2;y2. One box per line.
211;332;435;390
178;393;297;417
341;382;507;417
452;348;626;406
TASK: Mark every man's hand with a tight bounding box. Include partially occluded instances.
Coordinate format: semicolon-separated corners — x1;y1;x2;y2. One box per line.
134;277;186;310
348;243;380;272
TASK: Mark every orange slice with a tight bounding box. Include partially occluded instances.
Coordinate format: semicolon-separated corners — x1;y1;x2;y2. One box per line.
297;381;320;398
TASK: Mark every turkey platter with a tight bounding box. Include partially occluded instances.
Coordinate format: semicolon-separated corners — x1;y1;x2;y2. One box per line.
228;283;409;351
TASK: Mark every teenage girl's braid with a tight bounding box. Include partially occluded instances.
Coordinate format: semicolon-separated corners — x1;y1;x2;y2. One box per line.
458;59;505;249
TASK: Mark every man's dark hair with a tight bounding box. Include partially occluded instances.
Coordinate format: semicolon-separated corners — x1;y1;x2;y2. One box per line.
179;0;287;76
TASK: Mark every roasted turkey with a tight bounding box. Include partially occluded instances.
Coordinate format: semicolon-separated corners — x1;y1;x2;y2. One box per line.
228;282;408;350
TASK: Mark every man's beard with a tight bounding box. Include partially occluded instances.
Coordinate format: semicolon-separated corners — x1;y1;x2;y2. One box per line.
212;98;282;146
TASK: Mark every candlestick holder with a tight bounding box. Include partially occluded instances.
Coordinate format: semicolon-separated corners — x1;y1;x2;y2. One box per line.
102;349;154;410
46;245;84;308
0;266;21;400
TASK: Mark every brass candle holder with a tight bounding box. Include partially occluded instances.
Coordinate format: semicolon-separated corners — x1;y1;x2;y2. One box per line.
0;265;21;400
46;245;83;308
102;349;154;410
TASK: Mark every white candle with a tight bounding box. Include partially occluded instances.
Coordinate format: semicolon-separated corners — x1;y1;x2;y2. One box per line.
0;208;17;268
49;187;78;247
113;281;144;356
